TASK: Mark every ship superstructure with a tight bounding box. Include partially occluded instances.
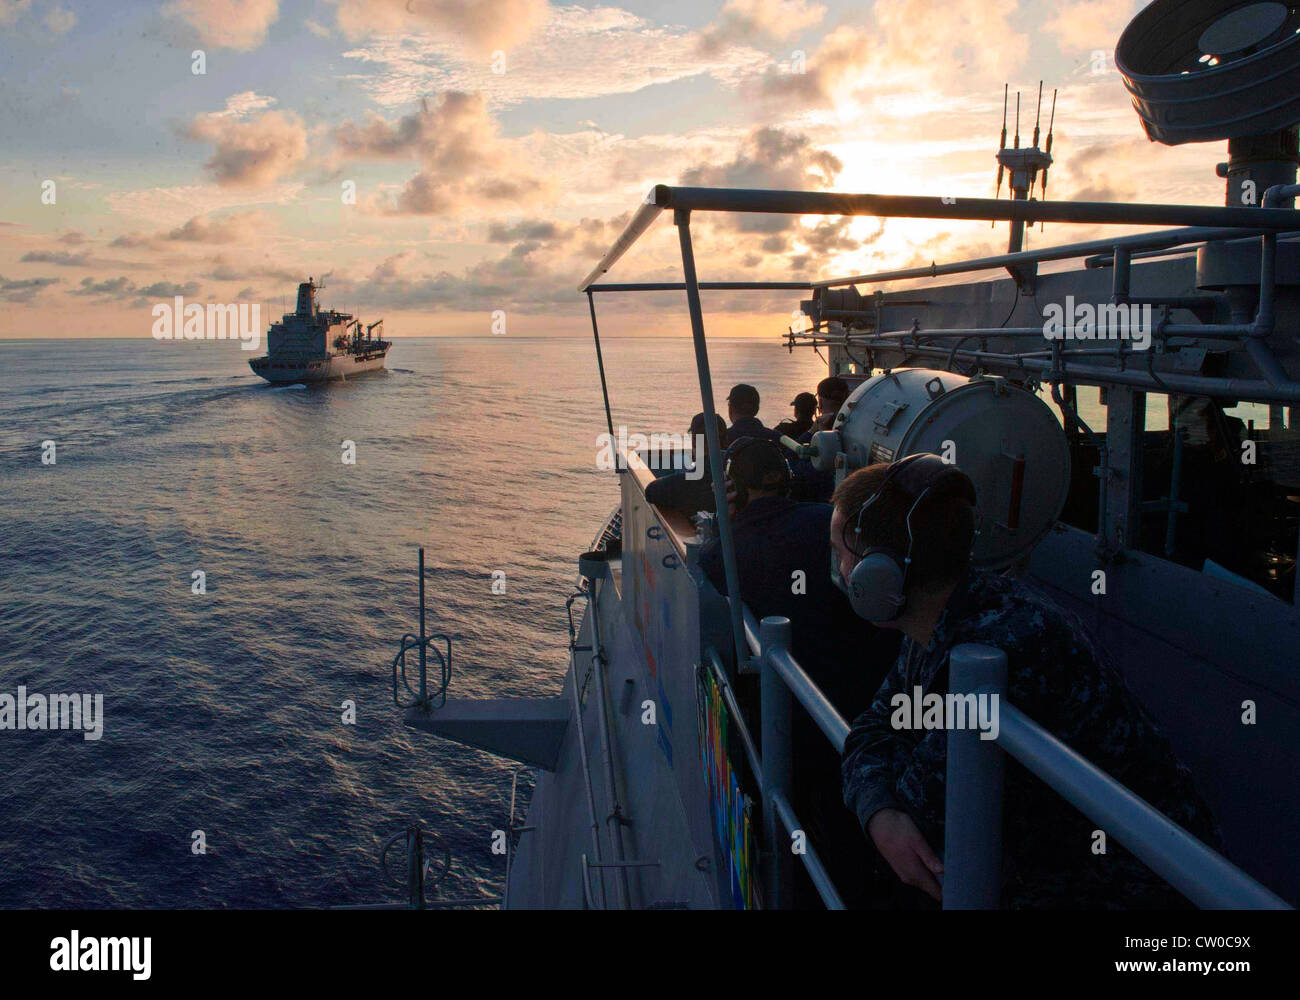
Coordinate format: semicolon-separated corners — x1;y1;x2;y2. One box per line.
250;278;390;384
384;0;1300;911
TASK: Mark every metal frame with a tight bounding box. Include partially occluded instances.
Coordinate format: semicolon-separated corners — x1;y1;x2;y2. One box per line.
578;182;1300;908
945;644;1290;909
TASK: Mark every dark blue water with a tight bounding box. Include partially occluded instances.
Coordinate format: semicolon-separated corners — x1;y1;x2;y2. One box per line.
0;335;826;908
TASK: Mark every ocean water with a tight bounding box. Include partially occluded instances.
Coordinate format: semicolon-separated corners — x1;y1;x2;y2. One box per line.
0;335;827;908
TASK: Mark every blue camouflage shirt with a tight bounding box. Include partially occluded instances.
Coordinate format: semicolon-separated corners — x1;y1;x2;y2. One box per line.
841;569;1219;908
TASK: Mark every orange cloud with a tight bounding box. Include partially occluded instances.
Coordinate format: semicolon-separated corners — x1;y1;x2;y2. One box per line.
185;110;309;188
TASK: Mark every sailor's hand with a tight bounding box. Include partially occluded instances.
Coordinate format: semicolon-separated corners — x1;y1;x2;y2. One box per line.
867;807;944;901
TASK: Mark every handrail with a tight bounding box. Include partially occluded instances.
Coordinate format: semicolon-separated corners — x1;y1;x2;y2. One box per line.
770;791;845;910
764;644;850;754
944;643;1292;910
577;184;1300;291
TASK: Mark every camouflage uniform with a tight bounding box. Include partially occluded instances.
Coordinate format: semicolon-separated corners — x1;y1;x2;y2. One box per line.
842;569;1220;909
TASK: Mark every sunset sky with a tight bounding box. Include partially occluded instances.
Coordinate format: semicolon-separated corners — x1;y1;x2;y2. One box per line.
0;0;1231;339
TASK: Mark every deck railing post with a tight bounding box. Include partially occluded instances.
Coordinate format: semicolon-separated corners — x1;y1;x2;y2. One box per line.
675;208;750;675
943;643;1008;909
759;616;794;908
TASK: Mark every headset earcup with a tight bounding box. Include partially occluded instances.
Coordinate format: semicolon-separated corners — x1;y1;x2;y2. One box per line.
848;550;907;621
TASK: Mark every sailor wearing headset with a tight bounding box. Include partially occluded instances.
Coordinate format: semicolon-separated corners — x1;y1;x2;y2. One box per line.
831;453;1219;909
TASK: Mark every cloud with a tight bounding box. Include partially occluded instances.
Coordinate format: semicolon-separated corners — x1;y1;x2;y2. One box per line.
105;182;303;228
334;93;550;215
0;274;57;302
184;109;309;188
71;276;202;305
165;211;259;243
43;4;74;33
208;91;278;119
0;1;31;28
58;231;85;245
760;0;1025;111
325;0;549;52
20;250;90;266
680;125;842;236
200;254;298;283
162;0;280;51
698;0;826;53
339;5;771;108
1044;0;1140;56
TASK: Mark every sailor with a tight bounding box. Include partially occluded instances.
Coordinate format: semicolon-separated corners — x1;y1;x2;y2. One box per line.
814;376;850;431
723;384;779;447
788;377;852;502
832;455;1219;908
774;392;818;440
645;412;728;515
700;437;901;906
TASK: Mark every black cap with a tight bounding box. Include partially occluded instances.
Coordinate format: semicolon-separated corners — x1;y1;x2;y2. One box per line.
790;391;817;411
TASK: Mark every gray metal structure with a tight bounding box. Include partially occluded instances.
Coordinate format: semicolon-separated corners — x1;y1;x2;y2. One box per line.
392;1;1300;909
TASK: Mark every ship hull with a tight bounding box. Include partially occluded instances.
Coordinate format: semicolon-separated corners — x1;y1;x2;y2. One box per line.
249;349;389;385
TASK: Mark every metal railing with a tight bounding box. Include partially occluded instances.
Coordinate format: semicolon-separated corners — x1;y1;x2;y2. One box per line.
391;548;452;710
715;612;1290;909
943;643;1291;909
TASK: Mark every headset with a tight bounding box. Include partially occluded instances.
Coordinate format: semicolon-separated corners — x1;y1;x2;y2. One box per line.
835;452;977;622
724;436;792;512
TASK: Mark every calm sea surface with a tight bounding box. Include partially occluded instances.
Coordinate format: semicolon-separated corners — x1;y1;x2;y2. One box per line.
0;335;828;908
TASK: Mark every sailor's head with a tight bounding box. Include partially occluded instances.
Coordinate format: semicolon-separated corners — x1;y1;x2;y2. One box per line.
724;436;790;514
726;383;760;422
816;376;849;427
790;391;818;422
687;411;728;475
829;455;976;625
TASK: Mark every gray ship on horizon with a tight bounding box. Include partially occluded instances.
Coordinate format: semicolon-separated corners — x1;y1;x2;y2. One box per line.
249;278;390;385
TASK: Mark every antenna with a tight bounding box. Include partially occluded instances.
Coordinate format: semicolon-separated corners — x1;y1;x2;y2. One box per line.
994;83;1008;225
1014;90;1021;150
1041;88;1057;232
1032;81;1042;148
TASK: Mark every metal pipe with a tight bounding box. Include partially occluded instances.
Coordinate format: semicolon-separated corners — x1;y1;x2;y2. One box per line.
820;226;1275;289
1164;426;1184;559
586;290;617;451
407;826;425;909
764;645;850;753
997;703;1291;909
578;193;666;291
583;185;1300;293
676;209;749;675
417;548;427;705
653;186;1300;231
587;581;632;908
943;644;1007;909
588;281;813;292
796;337;1300;403
742;605;762;657
770;791;846;910
759;616;794;909
568;629;609;909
